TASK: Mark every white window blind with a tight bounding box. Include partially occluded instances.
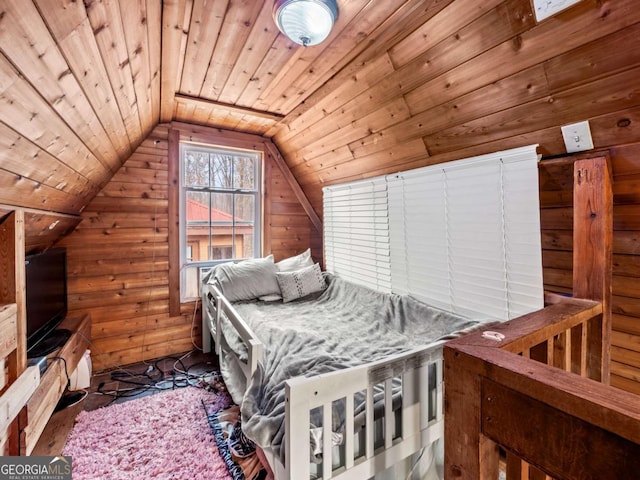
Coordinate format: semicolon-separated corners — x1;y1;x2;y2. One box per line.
387;171;448;305
323;178;391;292
388;145;542;320
502;155;546;318
323;145;543;321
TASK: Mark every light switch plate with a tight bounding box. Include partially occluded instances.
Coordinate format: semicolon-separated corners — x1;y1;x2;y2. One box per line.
561;120;594;153
532;0;582;22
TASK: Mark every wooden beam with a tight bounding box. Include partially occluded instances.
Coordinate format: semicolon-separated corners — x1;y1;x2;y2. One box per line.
0;304;17;360
572;156;613;383
444;347;499;479
263;142;322;233
0;210;25;456
174;94;285;122
167;129;180;317
263;152;273;256
171;121;271;149
0;211;26;376
160;0;192;122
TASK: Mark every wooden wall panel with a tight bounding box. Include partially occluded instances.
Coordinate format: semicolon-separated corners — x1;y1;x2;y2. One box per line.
0;0;162;249
58;124;319;371
272;1;640;220
57;125;173;372
540;145;640;395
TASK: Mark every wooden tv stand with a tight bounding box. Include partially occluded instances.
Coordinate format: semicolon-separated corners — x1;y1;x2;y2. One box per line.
21;313;91;455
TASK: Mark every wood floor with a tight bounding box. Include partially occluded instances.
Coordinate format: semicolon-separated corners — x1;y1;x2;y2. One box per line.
31;349;218;456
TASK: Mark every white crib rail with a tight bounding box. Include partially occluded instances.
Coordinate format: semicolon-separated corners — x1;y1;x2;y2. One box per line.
202;283;264;380
284;342;445;480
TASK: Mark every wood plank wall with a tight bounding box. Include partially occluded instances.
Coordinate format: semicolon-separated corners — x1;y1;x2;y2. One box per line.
540;144;640;395
57;124;318;371
268;0;640;395
273;1;640;217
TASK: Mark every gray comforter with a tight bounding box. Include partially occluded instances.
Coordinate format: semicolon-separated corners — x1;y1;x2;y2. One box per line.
217;274;483;463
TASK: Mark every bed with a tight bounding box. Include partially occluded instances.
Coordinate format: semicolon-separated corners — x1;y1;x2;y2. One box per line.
201;252;495;480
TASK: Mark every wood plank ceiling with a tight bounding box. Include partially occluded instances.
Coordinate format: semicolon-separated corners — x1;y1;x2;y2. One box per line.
3;0;640;224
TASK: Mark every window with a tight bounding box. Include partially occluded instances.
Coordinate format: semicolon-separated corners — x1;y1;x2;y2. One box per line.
180;143;262;301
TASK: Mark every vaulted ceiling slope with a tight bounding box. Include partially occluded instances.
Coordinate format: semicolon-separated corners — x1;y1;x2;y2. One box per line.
1;0;640;233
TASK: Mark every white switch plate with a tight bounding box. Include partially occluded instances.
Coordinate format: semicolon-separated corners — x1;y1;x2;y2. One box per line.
532;0;582;22
561;120;594;153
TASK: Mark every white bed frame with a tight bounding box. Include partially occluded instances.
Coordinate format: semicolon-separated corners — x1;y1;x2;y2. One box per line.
202;282;446;480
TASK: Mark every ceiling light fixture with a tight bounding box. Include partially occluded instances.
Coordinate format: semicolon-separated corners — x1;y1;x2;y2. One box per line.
273;0;338;47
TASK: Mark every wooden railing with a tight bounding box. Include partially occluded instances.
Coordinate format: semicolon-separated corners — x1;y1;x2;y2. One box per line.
443;154;637;479
443;295;640;479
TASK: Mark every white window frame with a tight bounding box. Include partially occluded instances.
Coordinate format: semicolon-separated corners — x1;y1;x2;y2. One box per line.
179;142;262;301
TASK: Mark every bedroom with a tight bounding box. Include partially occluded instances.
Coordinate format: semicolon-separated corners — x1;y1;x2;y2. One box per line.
0;0;639;478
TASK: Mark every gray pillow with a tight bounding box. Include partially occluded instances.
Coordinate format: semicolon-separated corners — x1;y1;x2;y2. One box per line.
276;248;313;272
276;263;326;303
212;255;280;302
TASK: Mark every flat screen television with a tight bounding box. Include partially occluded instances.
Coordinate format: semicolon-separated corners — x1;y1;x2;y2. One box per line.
25;248;70;357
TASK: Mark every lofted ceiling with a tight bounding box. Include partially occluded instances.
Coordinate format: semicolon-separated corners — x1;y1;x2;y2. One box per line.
1;0;639;234
0;0;445;216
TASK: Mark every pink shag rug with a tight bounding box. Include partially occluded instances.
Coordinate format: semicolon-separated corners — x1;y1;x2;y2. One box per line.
63;387;233;480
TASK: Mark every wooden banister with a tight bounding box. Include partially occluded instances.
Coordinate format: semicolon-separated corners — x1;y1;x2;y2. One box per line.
451;298;601;355
445;342;640;479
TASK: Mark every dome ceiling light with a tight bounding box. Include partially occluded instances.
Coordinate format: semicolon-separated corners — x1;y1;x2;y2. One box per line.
273;0;339;47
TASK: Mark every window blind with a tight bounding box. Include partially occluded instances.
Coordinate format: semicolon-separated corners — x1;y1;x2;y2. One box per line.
387;145;542;320
323;144;543;321
387;170;449;306
323;178;391;292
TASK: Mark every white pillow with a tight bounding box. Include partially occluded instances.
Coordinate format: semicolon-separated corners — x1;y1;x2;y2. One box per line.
276;248;313;272
211;255;280;302
276;263;326;303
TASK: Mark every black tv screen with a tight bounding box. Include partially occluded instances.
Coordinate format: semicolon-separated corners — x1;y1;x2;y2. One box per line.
25;248;68;354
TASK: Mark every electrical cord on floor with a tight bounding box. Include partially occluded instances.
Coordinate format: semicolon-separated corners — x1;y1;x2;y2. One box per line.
92;350;219;405
75;330;145;378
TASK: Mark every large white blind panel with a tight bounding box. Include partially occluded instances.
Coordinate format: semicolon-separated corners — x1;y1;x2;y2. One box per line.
446;162;508;319
388;172;449;309
502;155;544;317
323;178;391;292
323;144;543;322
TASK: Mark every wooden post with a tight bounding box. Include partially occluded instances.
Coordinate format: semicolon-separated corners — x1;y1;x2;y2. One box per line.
572;157;613;383
444;348;499;479
167;128;181;317
0;210;26;455
0;211;26;378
